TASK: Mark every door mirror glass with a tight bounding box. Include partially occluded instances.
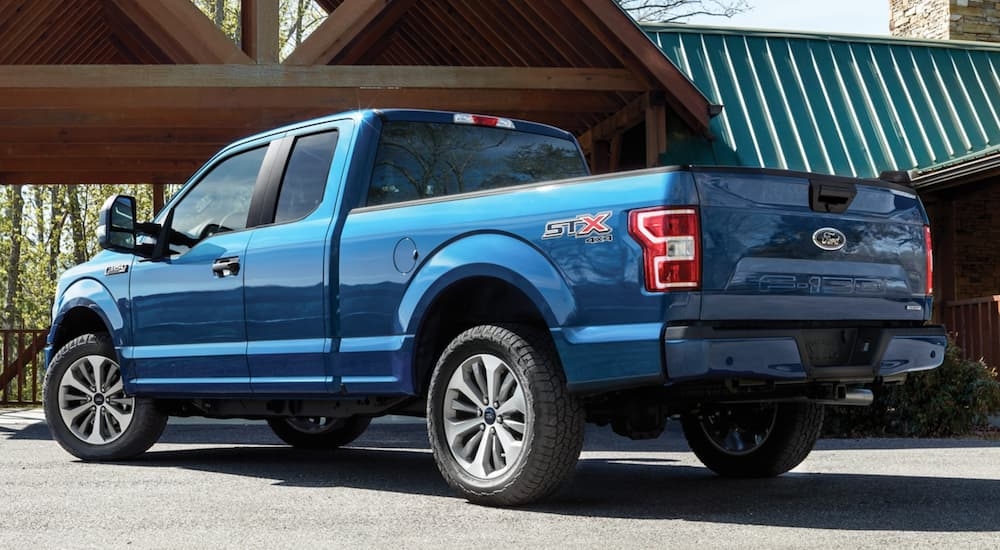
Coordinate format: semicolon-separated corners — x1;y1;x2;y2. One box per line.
97;195;137;253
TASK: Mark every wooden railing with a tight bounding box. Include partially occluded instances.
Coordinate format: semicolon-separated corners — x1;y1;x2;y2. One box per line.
944;296;1000;367
0;329;48;406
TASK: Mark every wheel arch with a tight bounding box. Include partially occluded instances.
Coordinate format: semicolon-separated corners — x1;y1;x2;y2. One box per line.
49;278;124;365
400;235;577;398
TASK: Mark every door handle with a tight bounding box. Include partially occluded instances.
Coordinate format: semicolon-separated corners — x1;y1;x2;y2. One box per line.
212;257;240;277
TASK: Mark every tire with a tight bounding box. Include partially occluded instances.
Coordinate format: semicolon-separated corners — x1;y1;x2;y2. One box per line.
427;324;584;506
266;416;372;449
681;402;824;478
43;333;167;461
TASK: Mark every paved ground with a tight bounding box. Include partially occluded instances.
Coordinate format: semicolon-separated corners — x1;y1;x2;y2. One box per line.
2;408;1000;549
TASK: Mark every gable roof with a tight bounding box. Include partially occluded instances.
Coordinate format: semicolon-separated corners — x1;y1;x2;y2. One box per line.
646;24;1000;189
0;0;714;186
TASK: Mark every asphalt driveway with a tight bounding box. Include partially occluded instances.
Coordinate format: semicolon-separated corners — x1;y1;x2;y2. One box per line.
2;408;999;549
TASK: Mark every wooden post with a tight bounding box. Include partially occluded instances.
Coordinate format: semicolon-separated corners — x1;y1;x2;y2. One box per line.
592;139;611;174
152;183;166;215
644;93;667;168
242;0;280;64
609;133;623;172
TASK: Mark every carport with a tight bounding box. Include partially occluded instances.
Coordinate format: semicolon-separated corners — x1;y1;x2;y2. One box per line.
0;0;717;404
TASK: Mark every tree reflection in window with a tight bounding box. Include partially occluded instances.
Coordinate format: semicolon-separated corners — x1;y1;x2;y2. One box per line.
368;121;587;206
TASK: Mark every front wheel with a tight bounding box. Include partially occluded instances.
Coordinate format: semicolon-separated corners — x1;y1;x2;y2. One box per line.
681;402;824;478
266;416;371;449
43;333;167;461
427;324;584;506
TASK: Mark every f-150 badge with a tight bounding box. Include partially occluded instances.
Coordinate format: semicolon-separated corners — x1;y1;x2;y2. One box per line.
105;264;129;276
542;211;613;244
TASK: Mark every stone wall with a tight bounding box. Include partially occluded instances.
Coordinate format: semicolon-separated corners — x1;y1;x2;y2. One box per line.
950;0;1000;43
890;0;1000;43
890;0;950;39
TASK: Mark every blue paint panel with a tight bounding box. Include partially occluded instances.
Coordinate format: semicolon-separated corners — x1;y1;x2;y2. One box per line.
694;170;931;321
340;168;701;340
335;336;414;395
243;119;354;394
552;329;665;391
129;230;253;394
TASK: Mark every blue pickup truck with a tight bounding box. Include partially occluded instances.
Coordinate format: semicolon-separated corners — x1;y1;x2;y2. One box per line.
44;109;946;505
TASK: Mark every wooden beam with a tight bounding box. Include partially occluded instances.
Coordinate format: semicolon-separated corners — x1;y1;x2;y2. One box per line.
0;65;644;92
0;86;630;111
0;142;221;159
0;127;250;144
0;89;620;127
314;0;340;12
576;92;647;153
572;0;711;134
0;157;202;172
0;171;194;185
242;0;280;64
284;0;400;65
109;0;252;64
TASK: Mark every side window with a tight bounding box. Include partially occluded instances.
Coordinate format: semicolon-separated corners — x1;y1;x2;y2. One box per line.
274;130;338;224
168;146;267;254
367;121;587;206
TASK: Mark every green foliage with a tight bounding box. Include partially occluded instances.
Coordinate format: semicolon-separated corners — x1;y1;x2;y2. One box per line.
0;184;167;329
823;341;1000;438
191;0;328;60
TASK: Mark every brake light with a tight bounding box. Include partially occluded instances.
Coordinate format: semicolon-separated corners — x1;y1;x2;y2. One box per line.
453;113;516;129
628;207;700;292
924;225;933;295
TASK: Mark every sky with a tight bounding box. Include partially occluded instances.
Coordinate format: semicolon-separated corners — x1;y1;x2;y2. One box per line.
685;0;890;36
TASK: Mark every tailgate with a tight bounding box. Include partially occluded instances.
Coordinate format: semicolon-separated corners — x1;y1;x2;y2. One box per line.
694;169;931;322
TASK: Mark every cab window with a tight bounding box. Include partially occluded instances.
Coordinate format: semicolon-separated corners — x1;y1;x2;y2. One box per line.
274;131;338;224
168;146;267;255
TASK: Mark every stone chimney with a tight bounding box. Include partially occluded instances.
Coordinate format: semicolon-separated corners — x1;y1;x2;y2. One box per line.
890;0;1000;43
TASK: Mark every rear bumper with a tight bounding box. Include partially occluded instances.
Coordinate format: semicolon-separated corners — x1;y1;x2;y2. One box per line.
664;324;947;382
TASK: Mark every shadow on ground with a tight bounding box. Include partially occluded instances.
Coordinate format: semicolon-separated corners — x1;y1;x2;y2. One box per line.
6;412;1000;532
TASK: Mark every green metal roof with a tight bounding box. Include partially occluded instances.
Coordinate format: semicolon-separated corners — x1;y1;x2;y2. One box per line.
645;24;1000;180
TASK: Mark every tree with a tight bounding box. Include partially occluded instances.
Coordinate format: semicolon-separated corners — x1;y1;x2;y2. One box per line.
615;0;751;22
2;185;24;330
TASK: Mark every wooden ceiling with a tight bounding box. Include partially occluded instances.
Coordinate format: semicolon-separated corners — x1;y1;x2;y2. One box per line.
0;0;711;186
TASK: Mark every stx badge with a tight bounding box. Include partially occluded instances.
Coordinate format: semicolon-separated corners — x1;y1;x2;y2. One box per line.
542;211;614;244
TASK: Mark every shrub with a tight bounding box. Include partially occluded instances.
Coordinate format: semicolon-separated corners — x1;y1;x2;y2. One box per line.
823;341;1000;438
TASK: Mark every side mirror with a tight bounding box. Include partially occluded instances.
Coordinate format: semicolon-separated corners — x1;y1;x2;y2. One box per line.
97;195;137;253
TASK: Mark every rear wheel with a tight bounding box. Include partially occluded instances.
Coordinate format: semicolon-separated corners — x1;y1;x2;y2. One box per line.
427;324;584;506
43;333;167;460
681;402;824;477
267;416;371;449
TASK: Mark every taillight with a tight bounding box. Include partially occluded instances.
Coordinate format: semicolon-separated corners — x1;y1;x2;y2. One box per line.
924;224;933;295
628;207;700;292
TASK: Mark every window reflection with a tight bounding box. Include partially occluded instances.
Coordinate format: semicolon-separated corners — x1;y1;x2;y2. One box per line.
368;121;587;206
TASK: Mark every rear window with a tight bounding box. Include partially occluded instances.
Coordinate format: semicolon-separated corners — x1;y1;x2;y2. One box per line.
367;121;587;206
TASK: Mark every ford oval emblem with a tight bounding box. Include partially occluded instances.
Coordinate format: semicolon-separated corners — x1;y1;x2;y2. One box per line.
812;227;846;251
